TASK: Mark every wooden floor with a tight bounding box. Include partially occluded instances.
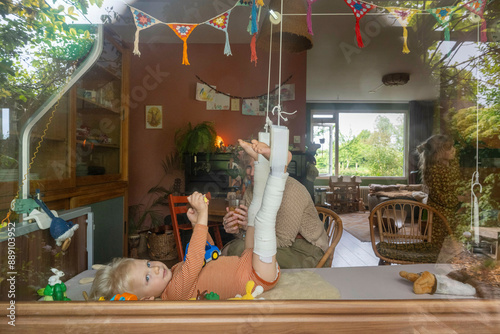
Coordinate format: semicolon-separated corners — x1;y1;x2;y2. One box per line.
330;229;380;267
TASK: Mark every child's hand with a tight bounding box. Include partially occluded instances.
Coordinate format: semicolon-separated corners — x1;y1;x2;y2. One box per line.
187;192;208;226
186;207;198;227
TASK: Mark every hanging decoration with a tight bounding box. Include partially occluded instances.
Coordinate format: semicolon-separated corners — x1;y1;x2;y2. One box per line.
385;8;419;54
306;0;319;35
343;0;376;48
195;74;293;100
130;6;162;56
463;0;488;42
426;6;459;41
206;11;233;56
167;24;199;65
124;0;497;64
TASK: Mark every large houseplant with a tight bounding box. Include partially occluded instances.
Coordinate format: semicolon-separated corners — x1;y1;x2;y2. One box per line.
128;152;181;257
174;121;217;157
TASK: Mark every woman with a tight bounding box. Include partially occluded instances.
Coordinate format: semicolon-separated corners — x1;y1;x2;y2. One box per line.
417;135;463;245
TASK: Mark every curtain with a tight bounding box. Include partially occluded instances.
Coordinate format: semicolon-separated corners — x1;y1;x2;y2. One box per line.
409;100;435;184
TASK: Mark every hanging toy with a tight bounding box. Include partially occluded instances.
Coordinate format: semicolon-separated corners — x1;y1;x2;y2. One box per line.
37;268;71;301
34;198;79;250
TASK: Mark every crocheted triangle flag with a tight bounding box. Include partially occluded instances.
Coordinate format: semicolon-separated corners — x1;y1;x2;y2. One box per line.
307;0;319;35
167;24;199;65
130;6;162;56
385;8;418;54
463;0;488;42
344;0;375;48
426;6;458;41
206;10;233;56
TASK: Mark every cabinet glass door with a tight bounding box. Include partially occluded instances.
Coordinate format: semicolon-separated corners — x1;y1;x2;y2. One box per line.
76;36;122;184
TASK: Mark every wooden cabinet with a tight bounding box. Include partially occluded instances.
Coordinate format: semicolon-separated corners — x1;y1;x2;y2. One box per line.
75;34;127;186
0;31;129;256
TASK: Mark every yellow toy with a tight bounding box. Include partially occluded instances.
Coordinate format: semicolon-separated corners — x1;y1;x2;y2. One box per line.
228;281;264;300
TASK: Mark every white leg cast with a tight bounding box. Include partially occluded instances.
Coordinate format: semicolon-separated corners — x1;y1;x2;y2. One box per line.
270;125;289;177
247;133;270;228
253;173;288;262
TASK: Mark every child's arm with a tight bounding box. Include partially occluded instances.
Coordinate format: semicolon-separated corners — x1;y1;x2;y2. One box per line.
164;193;209;300
187;193;215;244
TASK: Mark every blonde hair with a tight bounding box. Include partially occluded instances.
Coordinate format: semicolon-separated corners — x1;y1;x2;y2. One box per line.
89;258;136;300
416;135;454;185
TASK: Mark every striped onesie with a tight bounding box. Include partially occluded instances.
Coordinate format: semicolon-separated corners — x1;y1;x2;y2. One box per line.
161;224;280;300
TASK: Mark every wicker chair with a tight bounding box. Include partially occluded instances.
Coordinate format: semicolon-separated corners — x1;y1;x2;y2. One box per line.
315;206;343;268
369;199;453;265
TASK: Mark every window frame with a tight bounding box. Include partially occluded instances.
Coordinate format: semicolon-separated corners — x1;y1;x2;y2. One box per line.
307;103;409;181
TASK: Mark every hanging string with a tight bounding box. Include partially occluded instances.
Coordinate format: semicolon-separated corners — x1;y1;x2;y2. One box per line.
265;22;274;132
195;74;293;100
470;17;482;243
276;0;284;126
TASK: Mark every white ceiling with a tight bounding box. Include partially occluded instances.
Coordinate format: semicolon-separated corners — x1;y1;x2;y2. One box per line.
106;0;468;102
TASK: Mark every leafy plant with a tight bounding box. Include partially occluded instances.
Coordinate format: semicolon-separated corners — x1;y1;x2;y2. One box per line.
174;121;217;157
128;152;181;234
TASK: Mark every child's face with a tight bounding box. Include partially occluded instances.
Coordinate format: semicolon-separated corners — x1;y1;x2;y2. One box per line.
128;260;172;300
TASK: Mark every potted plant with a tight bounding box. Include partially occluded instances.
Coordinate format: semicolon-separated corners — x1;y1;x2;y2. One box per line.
174;121;217;158
128;152;181;257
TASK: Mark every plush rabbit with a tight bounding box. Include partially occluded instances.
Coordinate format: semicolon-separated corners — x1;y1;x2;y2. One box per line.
48;268;65;286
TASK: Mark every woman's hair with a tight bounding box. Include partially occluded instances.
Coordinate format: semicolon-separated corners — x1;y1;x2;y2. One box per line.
89;258;136;300
416;135;454;184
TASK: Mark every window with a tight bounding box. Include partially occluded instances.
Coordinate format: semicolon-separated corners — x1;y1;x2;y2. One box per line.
1;108;9;139
310;107;407;178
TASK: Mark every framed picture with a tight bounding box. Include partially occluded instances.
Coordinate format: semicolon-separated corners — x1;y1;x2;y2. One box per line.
145;105;162;129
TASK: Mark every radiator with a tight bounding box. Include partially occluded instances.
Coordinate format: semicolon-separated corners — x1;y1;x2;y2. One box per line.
359;186;370;205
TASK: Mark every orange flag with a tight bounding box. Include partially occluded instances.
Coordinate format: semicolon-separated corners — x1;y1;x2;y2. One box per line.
167;24;199;65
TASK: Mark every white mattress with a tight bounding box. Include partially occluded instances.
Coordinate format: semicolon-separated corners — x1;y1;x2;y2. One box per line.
63;264;474;301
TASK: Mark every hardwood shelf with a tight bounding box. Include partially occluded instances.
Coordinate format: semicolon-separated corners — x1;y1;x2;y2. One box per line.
76;96;120;114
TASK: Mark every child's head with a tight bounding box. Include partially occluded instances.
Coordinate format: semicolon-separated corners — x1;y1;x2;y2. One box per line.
89;258;171;300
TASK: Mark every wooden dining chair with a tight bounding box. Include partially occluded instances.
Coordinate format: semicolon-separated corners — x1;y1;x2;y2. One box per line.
168;193;223;261
369;199;453;265
315;206;343;268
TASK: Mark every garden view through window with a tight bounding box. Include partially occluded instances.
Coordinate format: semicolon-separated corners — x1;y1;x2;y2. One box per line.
312;112;406;177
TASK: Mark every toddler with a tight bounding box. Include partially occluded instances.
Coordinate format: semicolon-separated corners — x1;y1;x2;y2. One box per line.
90;126;291;300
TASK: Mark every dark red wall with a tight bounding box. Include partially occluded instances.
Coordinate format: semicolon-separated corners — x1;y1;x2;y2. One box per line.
128;43;307;205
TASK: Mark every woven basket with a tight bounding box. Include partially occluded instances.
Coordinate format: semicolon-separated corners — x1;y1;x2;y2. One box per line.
257;0;313;53
147;230;177;261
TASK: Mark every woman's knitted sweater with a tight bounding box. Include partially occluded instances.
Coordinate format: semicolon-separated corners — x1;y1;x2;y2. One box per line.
243;177;328;252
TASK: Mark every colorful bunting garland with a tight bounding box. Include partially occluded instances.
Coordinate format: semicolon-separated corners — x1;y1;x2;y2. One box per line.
426;6;459;41
206;11;233;56
127;0;496;64
343;0;375;48
463;0;488;42
130;6;161;56
167;24;199;65
385;8;419;54
307;0;319;35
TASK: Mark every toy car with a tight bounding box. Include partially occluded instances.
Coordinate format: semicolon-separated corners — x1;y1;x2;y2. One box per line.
184;242;221;267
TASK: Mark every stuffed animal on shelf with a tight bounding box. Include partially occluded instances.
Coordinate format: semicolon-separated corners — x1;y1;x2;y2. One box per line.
399;270;476;296
228;281;264;300
37;268;71;301
34;198;79;250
